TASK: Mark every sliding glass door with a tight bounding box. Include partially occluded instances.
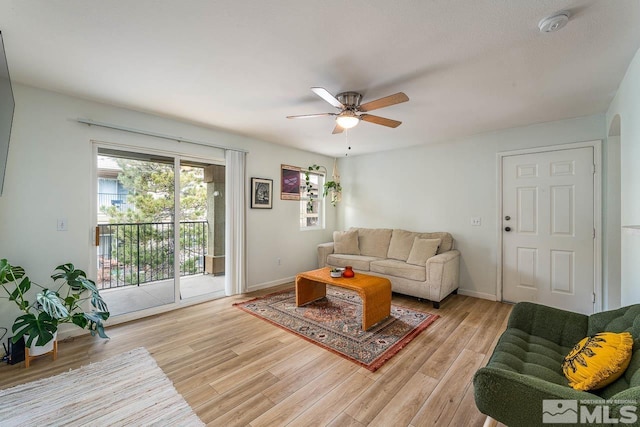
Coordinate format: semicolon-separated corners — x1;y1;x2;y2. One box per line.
178;160;225;300
95;146;226;317
96;148;177;316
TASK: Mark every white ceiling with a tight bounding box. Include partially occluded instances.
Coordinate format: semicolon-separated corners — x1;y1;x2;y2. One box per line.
0;0;639;157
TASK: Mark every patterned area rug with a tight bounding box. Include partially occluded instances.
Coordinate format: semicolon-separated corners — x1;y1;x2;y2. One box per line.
0;347;203;426
234;286;439;372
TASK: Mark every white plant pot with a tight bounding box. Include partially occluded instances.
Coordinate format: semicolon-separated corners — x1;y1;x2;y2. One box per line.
24;332;57;356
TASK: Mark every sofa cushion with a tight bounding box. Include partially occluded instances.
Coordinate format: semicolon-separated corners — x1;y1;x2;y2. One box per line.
387;229;418;261
562;332;633;391
588;304;640;336
406;238;441;266
486;327;571;386
417;232;453;254
370;259;426;282
333;230;360;255
327;254;381;271
351;228;392;258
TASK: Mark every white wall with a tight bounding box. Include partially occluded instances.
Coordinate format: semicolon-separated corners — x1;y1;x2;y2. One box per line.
607;47;640;304
0;84;336;337
603;134;621;309
3;56;634;344
338;114;611;301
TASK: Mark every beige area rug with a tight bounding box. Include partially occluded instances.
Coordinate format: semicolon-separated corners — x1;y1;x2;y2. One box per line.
0;347;203;427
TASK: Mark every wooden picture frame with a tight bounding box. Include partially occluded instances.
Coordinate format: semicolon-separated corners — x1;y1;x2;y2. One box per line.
251;177;273;209
281;164;301;200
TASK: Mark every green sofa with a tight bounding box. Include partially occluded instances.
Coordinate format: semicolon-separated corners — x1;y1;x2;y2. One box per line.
473;302;640;427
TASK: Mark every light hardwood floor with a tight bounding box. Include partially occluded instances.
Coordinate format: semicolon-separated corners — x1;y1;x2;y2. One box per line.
0;285;513;426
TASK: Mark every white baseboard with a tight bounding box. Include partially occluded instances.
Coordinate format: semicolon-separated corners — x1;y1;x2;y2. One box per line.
457;288;497;301
248;276;295;292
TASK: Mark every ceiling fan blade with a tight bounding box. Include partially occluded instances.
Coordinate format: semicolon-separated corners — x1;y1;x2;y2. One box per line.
311;87;344;109
360;114;402;128
359;92;409;112
287;113;336;119
332;124;344;134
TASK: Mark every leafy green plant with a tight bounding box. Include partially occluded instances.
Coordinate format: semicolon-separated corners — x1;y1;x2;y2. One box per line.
0;259;110;348
304;165;321;213
305;164;343;209
323;180;342;207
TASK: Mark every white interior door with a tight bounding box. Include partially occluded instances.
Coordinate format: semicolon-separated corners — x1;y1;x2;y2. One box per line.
502;147;595;314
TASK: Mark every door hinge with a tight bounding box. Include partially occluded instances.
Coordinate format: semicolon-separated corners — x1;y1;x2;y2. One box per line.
593;164;596;174
592;292;596;303
593;228;596;239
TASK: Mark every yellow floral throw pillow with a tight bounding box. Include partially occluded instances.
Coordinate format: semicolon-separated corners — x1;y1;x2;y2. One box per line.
562;332;633;391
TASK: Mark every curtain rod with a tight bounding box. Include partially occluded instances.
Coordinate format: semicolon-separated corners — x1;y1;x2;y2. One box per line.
76;118;249;153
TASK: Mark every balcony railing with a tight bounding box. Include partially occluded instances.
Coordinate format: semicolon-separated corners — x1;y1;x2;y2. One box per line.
98;193;135;213
97;220;208;290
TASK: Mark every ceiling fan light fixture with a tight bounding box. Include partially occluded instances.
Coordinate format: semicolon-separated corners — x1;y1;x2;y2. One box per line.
288;87;408;133
336;111;360;129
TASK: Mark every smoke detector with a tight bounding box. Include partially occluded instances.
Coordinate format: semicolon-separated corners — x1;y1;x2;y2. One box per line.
538;11;570;33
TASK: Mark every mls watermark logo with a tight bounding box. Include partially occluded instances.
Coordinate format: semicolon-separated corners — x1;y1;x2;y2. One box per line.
543;400;578;423
543;399;638;424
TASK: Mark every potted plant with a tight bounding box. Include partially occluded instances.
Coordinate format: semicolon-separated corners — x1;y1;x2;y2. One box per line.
323;180;342;207
0;259;110;351
329;267;343;278
305;164;343;208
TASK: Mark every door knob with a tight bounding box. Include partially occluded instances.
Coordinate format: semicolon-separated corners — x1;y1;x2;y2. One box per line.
505;227;512;232
505;215;511;221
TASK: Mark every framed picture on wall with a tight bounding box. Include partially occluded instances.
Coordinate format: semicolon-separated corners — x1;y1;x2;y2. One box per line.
251;177;273;209
281;164;301;200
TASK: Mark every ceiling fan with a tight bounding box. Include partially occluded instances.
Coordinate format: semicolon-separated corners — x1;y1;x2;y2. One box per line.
287;87;409;134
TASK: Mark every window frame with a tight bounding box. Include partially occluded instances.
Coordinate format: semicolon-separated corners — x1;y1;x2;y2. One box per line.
299;170;325;231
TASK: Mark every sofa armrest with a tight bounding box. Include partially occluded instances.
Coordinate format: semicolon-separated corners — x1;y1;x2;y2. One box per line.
507;302;588;348
427;250;459;264
474;366;597;427
317;242;334;268
426;249;460;302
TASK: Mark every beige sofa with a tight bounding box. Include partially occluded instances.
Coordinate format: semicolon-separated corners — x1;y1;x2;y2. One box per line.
317;228;460;308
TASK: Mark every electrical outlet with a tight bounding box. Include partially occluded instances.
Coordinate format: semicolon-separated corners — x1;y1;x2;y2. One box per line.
57;218;68;231
471;217;482;226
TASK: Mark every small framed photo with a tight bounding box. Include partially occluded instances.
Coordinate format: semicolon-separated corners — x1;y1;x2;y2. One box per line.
281;164;301;200
251;177;273;209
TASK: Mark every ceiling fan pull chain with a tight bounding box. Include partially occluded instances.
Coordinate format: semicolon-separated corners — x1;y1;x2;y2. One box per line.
345;129;351;156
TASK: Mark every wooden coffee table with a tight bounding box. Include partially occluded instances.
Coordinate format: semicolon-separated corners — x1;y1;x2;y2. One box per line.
295;267;392;330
